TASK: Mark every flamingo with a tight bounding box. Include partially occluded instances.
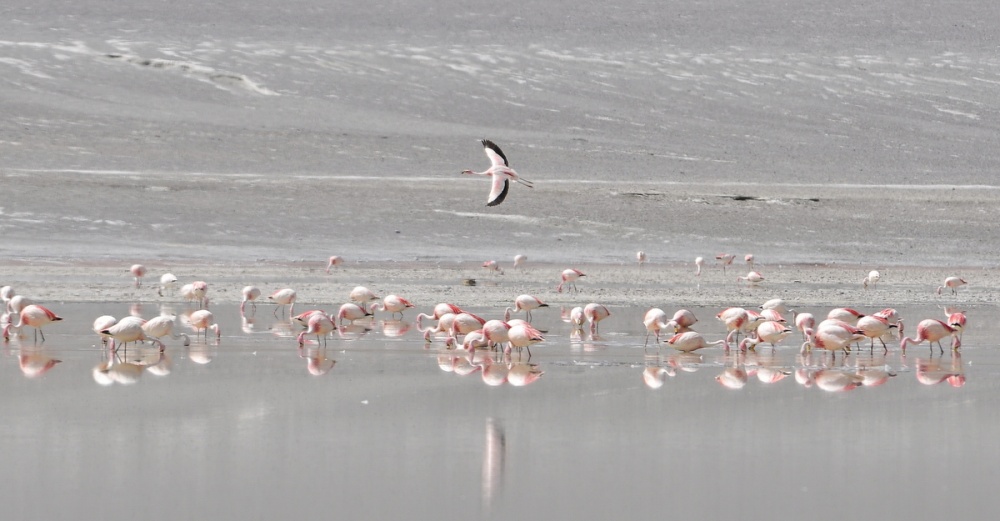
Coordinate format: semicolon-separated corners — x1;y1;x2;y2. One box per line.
451;312;487;337
297;312;335;347
101;316;165;352
504;294;548;322
292;309;326;328
801;319;866;354
6;294;32;315
583;303;610;334
416;302;464;327
827;307;864;325
423;313;456;344
643;308;671;346
461;329;490;351
325;255;344;273
759;309;786;323
337;302;373;325
794;312;815;341
862;270;880;290
760;298;792;315
349;286;380;307
666;331;726;352
269;288;297;317
856;315;896;351
188;309;220;342
482;260;504;276
93;315;117;347
513;254;527;270
158;273;178;297
143;315;190;347
373;294;415;319
740;320;793;351
716;253;735;273
636;251;647;268
556;268;585;293
666;309;698;333
241;286;261;314
506;323;544;356
3;304;62;343
694;257;705;276
900;319;960;352
0;286;13;308
936;277;967;295
716;307;750;347
745;254;755;270
737;271;764;286
130;264;147;288
947;311;967;341
462;139;534;206
482;319;512;351
181;281;208;308
568;307;585;329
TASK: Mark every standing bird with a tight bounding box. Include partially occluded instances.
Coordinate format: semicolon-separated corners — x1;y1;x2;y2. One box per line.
745;254;755;270
373;295;415;319
130;264;147;288
716;253;736;273
556;268;585;293
666;309;699;333
504;294;548;322
862;270;880;290
241;286;261;314
900;319;960;352
794;312;816;341
181;281;209;308
325;255;344;273
583;303;611;335
937;277;967;295
297;312;335;347
636;251;647;268
856;315;896;351
827;307;864;325
269;288;297;317
716;307;751;347
3;304;62;343
666;331;726;353
513;254;527;270
349;286;380;308
482;260;504;276
737;271;764;286
506;323;544;356
694;257;705;276
143;314;190;347
337;302;373;325
802;319;866;354
462;139;534;206
93;315;118;347
643;308;671;346
188;309;220;342
158;273;178;297
0;286;14;308
102;316;165;352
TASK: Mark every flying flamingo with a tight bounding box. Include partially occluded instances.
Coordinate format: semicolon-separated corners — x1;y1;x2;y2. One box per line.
325;255;344;273
556;268;585;293
482;260;504;276
3;304;62;343
158;273;178;297
462;139;534;206
373;295;415;319
269;288;297;317
643;308;671;346
937;277;967;295
716;253;735;273
513;254;527;270
694;257;705;276
636;251;647;268
900;319;960;353
862;270;880;290
297;312;335;347
666;331;726;352
504;294;548;322
241;286;261;314
130;264;147;288
737;271;764;286
188;309;220;342
583;303;610;334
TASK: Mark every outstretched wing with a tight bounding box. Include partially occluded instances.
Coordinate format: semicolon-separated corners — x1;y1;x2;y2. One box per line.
481;139;509;167
486;175;510;206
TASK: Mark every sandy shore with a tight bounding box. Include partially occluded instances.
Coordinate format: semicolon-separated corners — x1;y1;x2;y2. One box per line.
2;259;990;310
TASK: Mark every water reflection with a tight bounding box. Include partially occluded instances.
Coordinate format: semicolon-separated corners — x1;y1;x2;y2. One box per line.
436;349;544;387
482;418;505;511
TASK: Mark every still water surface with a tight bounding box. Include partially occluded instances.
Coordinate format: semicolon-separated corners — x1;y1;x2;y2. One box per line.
2;303;997;520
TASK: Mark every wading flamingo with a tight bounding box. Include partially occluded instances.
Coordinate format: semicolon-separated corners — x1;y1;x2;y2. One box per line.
3;304;62;343
643;308;670;346
506;323;544;356
504;294;548;322
181;281;208;308
325;255;344;273
130;264;147;288
856;315;896;351
827;307;864;325
338;302;373;325
269;288;297;317
737;271;764;286
936;277;966;295
794;312;815;341
349;286;380;307
556;268;585;293
101;316;165;352
241;286;261;314
900;319;960;353
745;254;755;270
158;273;178;297
583;303;610;334
462;139;534;206
862;270;880;290
373;295;415;319
716;253;735;273
636;251;647;268
142;315;190;347
297;312;335;347
666;331;726;353
801;319;866;355
93;315;117;347
513;254;527;270
695;257;705;276
666;309;698;333
716;307;750;348
188;309;220;342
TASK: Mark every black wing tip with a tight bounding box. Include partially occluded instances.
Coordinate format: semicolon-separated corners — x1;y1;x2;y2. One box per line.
480;139;509;166
486;179;510;207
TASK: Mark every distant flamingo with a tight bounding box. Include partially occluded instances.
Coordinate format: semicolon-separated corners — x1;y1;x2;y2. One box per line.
482;260;504;276
694;257;705;276
325;255;344;273
462;139;534;206
900;319;960;352
297;312;335;347
760;298;792;315
504;294;548;322
936;277;967;295
241;286;261;314
666;331;726;353
337;302;373;325
188;310;220;342
513;254;527;270
130;264;147;288
556;268;585;293
716;253;735;273
158;273;178;297
745;254;755;270
373;294;415;319
3;304;62;343
636;251;647;268
643;308;670;346
181;281;208;308
583;303;610;334
862;270;880;290
737;271;764;286
269;288;297;317
349;286;380;307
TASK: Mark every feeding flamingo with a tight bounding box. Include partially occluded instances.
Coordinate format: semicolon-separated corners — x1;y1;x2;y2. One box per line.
556;268;585;293
513;254;527;270
583;303;610;334
373;295;415;319
461;139;534;206
716;253;735;273
643;308;671;346
794;312;815;341
801;319;866;354
504;294;548;322
142;314;190;347
936;277;967;295
269;288;297;317
827;307;864;325
862;270;880;290
482;260;504;276
3;304;62;343
900;319;960;353
325;255;344;273
181;281;208;308
349;286;380;307
666;309;698;333
241;286;261;314
188;309;220;342
337;302;374;325
158;273;178;297
130;264;147;288
666;331;726;353
856;315;896;351
737;271;764;286
101;316;165;352
297;312;335;347
506;323;544;356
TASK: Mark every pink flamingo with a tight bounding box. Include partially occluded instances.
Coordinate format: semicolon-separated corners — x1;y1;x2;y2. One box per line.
513;254;527;270
188;309;220;342
325;255;344;273
666;309;698;333
451;312;487;337
716;307;750;347
827;307;864;325
130;264;147;288
158;273;177;297
142;315;190;346
269;288;297;317
3;304;62;343
583;303;610;334
241;286;261;314
292;309;326;328
947;311;967;341
337;302;373;325
667;331;726;352
102;316;165;352
506;323;544;356
462;139;534;206
504;294;548;322
737;271;764;286
482;319;512;351
636;251;647;267
297;312;335;347
740;320;793;351
181;281;209;308
744;254;755;270
567;306;585;330
794;312;815;340
694;257;705;276
856;315;896;351
373;294;415;319
900;319;960;353
556;268;585;293
482;260;504;276
862;270;880;290
716;253;735;273
937;276;967;295
416;302;464;327
801;319;866;354
349;286;380;307
643;308;671;346
93;315;117;348
760;309;785;323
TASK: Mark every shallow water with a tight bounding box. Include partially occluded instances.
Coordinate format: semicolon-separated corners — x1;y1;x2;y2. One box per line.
2;302;998;519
